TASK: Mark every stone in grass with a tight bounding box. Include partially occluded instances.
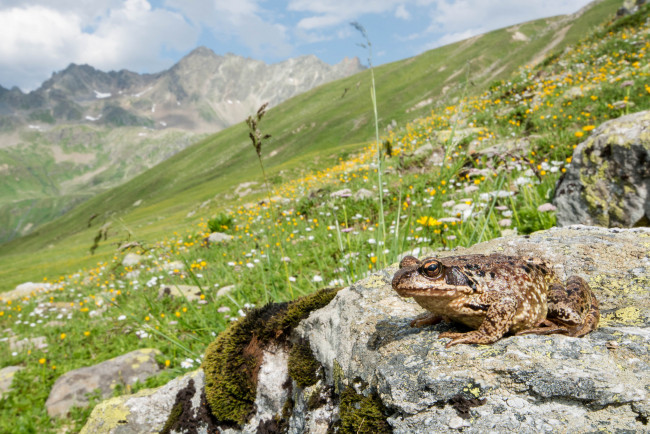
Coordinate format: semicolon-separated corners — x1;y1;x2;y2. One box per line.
207;232;232;244
158;285;203;302
0;282;53;302
122;253;142;267
353;188;374;201
8;336;48;352
80;370;208;434
554;110;650;228
0;366;24;398
45;348;162;418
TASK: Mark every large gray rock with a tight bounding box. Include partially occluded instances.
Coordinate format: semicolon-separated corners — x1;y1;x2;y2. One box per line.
81;226;650;433
80;370;206;434
46;348;162;417
554;110;650;227
0;366;24;398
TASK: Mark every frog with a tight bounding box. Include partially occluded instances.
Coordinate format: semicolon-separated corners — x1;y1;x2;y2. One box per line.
391;253;599;347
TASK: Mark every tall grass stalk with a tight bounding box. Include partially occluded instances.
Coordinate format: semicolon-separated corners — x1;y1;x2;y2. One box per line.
246;103;293;300
351;22;387;268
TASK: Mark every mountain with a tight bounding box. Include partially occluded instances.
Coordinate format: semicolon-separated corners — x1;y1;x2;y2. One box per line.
0;48;363;132
0;49;364;243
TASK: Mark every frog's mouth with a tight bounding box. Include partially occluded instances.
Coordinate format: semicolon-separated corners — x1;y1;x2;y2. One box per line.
392;268;468;297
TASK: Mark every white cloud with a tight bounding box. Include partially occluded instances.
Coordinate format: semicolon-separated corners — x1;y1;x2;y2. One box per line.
165;0;292;58
289;0;409;30
395;4;411;20
0;0;197;91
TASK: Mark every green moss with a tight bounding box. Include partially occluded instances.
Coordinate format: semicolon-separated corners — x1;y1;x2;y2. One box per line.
202;287;340;426
288;340;321;389
160;401;183;434
338;387;392;434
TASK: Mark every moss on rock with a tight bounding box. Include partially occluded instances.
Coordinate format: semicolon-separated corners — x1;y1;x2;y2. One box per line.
288;340;321;389
338;387;392;434
202;287;340;426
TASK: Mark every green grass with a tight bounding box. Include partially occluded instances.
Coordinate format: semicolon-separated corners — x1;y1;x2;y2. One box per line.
1;1;647;431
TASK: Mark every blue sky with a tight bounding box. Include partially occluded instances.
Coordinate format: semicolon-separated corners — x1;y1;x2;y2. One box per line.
0;0;593;92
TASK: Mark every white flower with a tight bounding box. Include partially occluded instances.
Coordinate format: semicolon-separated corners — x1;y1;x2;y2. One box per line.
313;275;323;282
180;358;194;369
246;263;254;268
117;315;127;321
367;238;376;244
217;306;231;313
227;262;236;266
289;276;297;282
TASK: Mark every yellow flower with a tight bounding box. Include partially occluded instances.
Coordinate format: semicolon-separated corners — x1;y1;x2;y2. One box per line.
39;358;46;365
575;131;584;138
60;333;66;340
582;125;595;131
165;360;171;368
84;331;90;337
175;311;181;318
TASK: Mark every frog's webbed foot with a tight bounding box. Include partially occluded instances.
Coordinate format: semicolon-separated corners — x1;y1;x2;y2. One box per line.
438;331;500;348
410;312;443;328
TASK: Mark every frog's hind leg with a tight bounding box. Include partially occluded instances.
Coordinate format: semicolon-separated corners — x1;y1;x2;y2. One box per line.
519;277;600;337
515;319;570;336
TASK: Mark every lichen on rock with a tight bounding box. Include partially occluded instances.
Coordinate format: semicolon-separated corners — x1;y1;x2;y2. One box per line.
554;110;650;227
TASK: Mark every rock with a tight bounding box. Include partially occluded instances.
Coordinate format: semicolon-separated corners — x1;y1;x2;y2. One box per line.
122;253;142;267
554;110;650;227
46;348;162;417
207;232;233;244
158;285;203;302
0;366;23;398
216;284;235;298
294;226;650;433
80;370;207;434
353;188;374;201
81;227;650;432
8;336;48;352
330;188;352;198
413;143;434;157
162;261;185;273
0;282;54;302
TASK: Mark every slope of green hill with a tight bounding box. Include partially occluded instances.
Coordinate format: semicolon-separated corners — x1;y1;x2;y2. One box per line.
0;0;622;292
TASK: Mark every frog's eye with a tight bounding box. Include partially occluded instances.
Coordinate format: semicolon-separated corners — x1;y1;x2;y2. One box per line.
422;261;442;278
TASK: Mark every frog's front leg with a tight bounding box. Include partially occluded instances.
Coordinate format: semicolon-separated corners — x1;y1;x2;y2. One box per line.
410;312;444;328
439;297;517;347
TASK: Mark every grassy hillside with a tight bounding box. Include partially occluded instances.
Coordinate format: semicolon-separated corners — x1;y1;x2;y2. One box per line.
0;0;623;292
1;1;648;431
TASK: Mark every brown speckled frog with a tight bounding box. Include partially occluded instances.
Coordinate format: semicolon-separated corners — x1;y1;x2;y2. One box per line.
392;253;599;347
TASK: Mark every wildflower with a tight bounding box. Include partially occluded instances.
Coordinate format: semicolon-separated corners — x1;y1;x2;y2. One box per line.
39;358;46;365
313;275;323;282
117;315;127;321
60;333;66;340
165;360;171;368
537;203;557;212
180;358;194;369
84;331;90;337
575;131;584;138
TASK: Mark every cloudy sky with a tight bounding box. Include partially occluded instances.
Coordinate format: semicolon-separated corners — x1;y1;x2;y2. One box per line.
1;0;593;92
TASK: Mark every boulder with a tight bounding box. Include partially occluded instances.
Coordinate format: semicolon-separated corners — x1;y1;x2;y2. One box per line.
122;253;142;267
0;282;53;302
81;227;650;433
80;370;207;434
158;285;203;302
554;110;650;227
0;366;23;398
8;336;48;352
46;348;162;417
353;188;374;201
207;232;233;244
